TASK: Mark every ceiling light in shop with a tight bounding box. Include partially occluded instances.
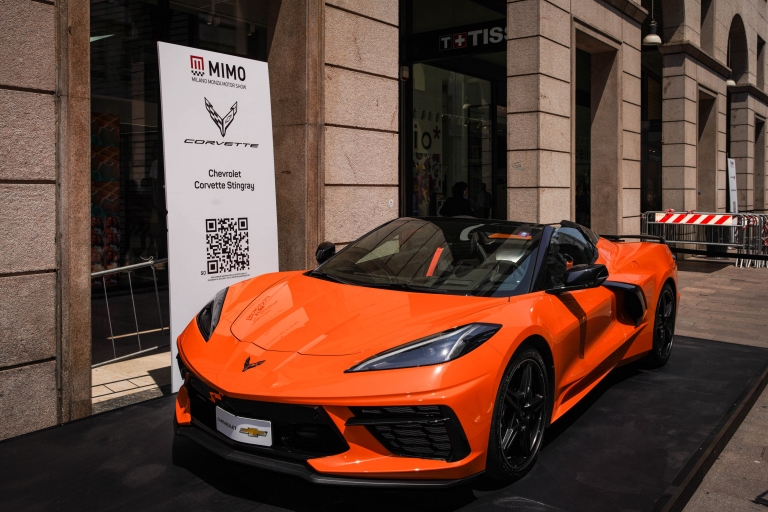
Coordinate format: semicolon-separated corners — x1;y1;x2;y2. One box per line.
90;35;114;43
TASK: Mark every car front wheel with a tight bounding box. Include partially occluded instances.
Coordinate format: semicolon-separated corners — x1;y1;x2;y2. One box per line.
486;346;550;481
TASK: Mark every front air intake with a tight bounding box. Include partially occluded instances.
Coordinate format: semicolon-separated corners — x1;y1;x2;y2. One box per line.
347;405;471;462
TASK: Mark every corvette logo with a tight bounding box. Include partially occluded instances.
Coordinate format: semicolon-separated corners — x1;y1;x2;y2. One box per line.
205;97;238;137
239;427;268;438
242;356;265;372
209;391;222;403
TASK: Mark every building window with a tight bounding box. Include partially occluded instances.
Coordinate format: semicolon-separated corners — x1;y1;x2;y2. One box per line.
90;0;267;364
400;0;507;220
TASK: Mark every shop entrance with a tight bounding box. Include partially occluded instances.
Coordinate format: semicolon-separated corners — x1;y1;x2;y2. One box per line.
400;0;507;219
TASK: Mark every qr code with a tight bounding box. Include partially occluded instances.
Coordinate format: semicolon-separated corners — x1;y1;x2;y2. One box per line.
205;218;249;274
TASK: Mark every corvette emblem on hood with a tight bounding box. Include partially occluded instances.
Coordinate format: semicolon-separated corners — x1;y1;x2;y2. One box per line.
242;357;265;372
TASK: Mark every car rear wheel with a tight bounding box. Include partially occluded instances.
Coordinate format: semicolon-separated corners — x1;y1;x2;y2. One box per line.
486;347;549;481
646;283;676;368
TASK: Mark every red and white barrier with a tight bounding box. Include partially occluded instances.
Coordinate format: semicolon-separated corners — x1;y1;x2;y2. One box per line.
654;212;736;226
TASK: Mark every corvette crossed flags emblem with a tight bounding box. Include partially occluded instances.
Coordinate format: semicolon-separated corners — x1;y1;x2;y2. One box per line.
204;97;238;137
242;356;265;372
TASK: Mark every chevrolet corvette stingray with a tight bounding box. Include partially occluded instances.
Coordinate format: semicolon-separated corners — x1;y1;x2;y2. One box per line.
174;217;678;486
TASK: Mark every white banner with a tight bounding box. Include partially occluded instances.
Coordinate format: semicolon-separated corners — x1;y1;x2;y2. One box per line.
727;158;738;213
158;42;279;391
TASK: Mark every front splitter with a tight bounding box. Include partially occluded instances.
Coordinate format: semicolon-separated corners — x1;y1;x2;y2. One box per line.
174;421;482;489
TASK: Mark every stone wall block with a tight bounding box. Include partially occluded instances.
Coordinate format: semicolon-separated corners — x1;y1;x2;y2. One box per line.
325;126;398;185
539;150;571;187
622;188;640;217
508;0;570;47
623;74;641;106
730;141;753;159
325;0;398;26
508;112;539;150
538;188;571;224
0;361;57;441
324;67;398;132
324;186;398;243
663;144;697;167
508;188;539;223
623;101;641;133
662;75;696;100
661;166;687;189
0;273;56;367
622;216;640;234
623;44;641;78
0;185;56;273
623;131;641;161
0;90;56;181
663;188;685;210
730;124;751;143
539;113;570;152
539;75;571;117
661;53;689;77
622;159;641;189
507;150;540;187
663;98;697;123
508;75;540;113
622;18;641;50
508;37;540;76
0;0;55;91
662;120;696;145
325;7;398;78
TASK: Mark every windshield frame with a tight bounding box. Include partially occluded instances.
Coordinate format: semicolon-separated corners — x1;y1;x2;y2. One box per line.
308;217;551;298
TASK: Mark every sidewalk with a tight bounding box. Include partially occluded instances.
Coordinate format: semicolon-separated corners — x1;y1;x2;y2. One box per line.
676;261;768;511
91;348;172;414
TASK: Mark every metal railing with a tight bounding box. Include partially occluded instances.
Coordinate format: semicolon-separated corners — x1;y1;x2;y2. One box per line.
91;258;169;368
641;211;768;268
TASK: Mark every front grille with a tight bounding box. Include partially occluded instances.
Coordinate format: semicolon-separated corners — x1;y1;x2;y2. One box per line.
187;374;349;460
348;406;471;462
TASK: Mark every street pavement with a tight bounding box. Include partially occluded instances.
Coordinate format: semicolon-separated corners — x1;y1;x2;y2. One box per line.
677;261;768;511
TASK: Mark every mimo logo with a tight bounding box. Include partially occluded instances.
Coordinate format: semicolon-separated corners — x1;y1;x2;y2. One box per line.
190;55;205;76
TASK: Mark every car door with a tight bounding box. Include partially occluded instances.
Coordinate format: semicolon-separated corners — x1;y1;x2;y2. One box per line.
540;226;626;396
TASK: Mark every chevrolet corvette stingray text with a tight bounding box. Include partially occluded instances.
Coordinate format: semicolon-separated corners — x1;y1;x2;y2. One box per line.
195;181;255;191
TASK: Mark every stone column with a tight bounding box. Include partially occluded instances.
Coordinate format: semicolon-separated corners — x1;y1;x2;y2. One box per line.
622;22;642;233
507;0;572;224
267;0;324;270
661;53;698;211
0;0;91;440
729;92;754;211
323;0;399;247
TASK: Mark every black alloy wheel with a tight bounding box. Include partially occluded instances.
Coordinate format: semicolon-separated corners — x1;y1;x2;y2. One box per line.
486;347;550;481
647;283;676;367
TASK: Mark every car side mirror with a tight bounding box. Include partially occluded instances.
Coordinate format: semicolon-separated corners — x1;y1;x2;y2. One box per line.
546;264;609;294
316;241;336;265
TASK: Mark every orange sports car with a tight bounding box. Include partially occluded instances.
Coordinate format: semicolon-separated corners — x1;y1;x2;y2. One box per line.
174;217;678;486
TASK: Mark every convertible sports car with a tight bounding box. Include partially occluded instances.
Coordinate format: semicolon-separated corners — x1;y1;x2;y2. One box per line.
174;217;678;486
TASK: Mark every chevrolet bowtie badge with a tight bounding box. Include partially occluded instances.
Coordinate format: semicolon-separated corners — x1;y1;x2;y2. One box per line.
239;427;268;438
242;356;265;372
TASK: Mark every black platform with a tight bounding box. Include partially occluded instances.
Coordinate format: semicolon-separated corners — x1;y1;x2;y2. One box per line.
2;336;767;512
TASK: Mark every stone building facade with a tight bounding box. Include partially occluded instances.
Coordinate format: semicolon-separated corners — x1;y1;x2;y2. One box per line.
2;0;768;439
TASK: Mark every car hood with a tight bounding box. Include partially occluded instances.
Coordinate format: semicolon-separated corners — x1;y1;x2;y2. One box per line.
228;274;506;356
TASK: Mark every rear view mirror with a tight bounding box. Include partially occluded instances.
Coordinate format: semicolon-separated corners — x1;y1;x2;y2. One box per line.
546;264;609;294
316;241;336;265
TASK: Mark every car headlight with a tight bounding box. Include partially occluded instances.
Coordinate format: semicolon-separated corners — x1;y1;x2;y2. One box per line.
196;287;229;341
346;323;502;372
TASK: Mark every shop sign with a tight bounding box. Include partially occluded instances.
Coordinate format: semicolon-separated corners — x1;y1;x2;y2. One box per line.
158;42;279;391
410;20;507;61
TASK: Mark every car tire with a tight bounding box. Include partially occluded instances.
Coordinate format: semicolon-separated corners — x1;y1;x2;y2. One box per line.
485;346;550;482
645;282;676;368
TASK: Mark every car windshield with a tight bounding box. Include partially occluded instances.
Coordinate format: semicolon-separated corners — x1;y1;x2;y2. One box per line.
313;218;543;297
